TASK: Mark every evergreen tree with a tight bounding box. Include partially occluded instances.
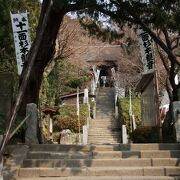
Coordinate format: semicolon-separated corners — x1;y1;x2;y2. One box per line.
0;0;16;72
0;0;41;73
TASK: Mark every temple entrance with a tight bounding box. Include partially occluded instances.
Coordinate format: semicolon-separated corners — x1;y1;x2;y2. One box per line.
98;63;117;87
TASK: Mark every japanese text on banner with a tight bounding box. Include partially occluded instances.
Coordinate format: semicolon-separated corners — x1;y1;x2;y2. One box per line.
138;27;155;74
10;12;31;75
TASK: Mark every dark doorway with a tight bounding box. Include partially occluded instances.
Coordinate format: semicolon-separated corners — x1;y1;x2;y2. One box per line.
98;63;117;87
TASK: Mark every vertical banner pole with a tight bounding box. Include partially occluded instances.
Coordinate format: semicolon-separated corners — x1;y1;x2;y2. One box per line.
77;87;81;144
129;88;133;132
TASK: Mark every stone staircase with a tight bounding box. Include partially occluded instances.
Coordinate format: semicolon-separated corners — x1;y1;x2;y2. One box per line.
88;87;121;144
5;88;180;179
16;143;180;179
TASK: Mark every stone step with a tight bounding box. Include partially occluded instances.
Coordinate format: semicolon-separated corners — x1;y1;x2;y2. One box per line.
89;129;121;132
88;137;121;141
91;131;122;134
97;94;114;96
88;141;121;144
89;126;120;129
27;151;91;159
89;122;119;126
95;117;114;120
97;95;114;98
87;143;122;145
89;127;121;130
90;119;118;121
96;102;114;105
88;131;121;134
89;125;120;128
22;158;180;168
96;116;114;119
92;117;116;120
92;150;180;159
89;128;120;131
88;136;121;139
89;121;120;125
88;139;121;143
95;114;114;117
29;144;180;152
96;110;114;113
88;140;121;144
89;127;120;131
96;104;114;107
90;122;118;124
96;109;114;111
27;150;180;159
18;167;180;177
91;121;115;124
17;176;180;180
88;133;121;139
89;131;121;137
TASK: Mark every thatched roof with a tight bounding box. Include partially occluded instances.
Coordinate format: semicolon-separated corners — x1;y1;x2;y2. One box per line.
84;45;124;62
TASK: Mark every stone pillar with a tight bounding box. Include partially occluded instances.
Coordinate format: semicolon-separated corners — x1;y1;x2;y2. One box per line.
122;125;128;144
114;88;118;119
25;103;38;144
92;104;96;119
83;88;89;104
83;125;88;145
0;73;13;118
173;101;180;142
49;116;53;141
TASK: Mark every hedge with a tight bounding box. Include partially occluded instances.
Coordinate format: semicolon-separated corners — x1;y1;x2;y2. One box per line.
53;104;88;133
117;97;141;133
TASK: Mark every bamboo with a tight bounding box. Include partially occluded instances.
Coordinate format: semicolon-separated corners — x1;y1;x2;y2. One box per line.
9;114;31;140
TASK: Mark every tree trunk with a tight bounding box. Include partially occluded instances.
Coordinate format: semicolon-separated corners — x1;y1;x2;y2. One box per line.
19;1;66;115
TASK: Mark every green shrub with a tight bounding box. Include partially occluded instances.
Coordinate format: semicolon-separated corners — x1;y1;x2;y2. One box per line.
66;76;89;89
53;104;88;133
117;97;141;133
129;126;160;143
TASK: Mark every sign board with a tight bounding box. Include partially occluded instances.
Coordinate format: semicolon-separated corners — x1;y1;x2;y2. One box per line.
10;11;31;75
138;27;155;74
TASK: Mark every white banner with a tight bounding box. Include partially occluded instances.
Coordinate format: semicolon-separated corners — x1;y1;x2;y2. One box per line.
10;11;31;75
138;27;155;74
